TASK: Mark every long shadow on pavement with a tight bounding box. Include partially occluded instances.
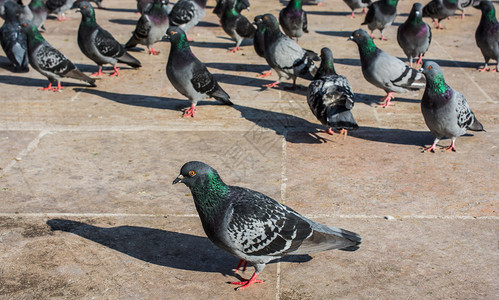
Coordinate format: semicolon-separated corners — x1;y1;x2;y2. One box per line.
46;219;311;275
0;74;94;89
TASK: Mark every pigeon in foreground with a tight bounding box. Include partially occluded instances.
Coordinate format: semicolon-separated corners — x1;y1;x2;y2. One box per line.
349;29;425;107
361;0;398;40
457;0;472;19
307;48;358;139
213;0;249;20
46;0;74;21
173;161;361;290
420;61;484;152
473;0;498;72
168;0;207;39
253;15;272;78
28;0;47;30
279;0;308;41
422;0;458;29
397;2;432;68
75;1;141;76
125;0;169;55
261;13;318;89
0;1;29;72
166;27;233;117
21;21;96;91
343;0;371;18
221;0;254;52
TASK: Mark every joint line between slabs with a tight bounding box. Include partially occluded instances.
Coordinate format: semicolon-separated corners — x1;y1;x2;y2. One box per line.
1;130;50;176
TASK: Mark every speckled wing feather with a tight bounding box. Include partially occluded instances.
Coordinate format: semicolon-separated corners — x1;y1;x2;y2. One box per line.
190;59;232;104
455;92;475;129
169;0;195;25
94;27;126;58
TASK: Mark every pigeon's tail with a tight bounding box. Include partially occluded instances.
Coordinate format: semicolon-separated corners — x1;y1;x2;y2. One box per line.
65;69;97;87
327;106;359;131
117;52;142;68
292;221;361;254
125;35;139;49
304;49;320;61
468;116;485;132
210;84;233;106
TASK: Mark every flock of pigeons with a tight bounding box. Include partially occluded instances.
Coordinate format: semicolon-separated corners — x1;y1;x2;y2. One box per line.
0;0;496;290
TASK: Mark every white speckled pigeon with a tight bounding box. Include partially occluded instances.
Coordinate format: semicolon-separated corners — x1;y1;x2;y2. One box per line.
260;13;318;89
473;0;498;72
307;47;358;139
343;0;371;18
166;27;233;117
168;0;207;40
21;21;96;91
126;0;169;55
420;61;484;152
46;0;74;21
361;0;398;40
279;0;308;41
349;28;425;107
422;0;458;30
173;161;361;290
397;2;432;68
0;1;29;72
75;1;142;76
221;0;254;52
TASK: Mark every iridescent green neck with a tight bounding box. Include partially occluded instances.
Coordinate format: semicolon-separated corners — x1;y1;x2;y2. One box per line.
225;7;238;17
83;10;97;26
191;170;229;216
486;7;496;22
360;38;377;56
429;73;449;94
175;34;190;50
28;26;45;43
292;0;302;9
387;0;398;6
31;0;44;9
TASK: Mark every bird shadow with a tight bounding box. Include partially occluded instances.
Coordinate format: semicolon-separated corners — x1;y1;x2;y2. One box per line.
356;92;421;106
213;73;276;89
0;74;93;89
427;58;479;69
315;30;353;37
205;62;271;74
46;219;312;275
331;58;361;67
190;40;234;50
108;19;138;26
306;10;351;16
349;126;434;147
197;21;220;27
100;7;137;13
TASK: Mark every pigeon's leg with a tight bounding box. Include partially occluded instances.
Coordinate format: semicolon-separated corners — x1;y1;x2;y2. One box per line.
378;92;395;108
263;81;280;88
478;62;490;72
324;127;334;135
436;21;443;30
380;29;387;41
231;272;263;290
422;138;439;153
149;47;160;55
39;82;54;91
362;7;368;14
410;57;414;68
51;81;64;92
228;46;241;53
91;66;105;77
257;70;272;78
234;259;248;273
349;11;355;18
57;13;69;21
335;128;348;140
183;104;198;117
369;31;374;39
110;66;120;77
460;11;465;19
442;139;456;152
416;54;423;68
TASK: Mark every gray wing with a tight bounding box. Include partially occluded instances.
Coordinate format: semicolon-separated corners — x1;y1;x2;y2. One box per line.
371;51;425;91
454;91;475;129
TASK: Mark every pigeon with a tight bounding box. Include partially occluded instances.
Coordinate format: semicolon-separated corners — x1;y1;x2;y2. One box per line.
260;13;318;89
419;61;484;152
343;0;371;18
46;0;74;21
422;0;458;30
173;161;361;290
168;0;207;39
307;48;358;138
457;0;472;19
166;26;233;117
137;0;154;14
348;29;425;107
473;0;498;72
0;0;11;19
0;1;29;72
20;21;96;91
125;0;169;55
28;0;47;30
253;14;272;78
279;0;308;41
397;2;432;68
213;0;249;20
75;1;142;76
221;0;254;52
361;0;398;40
17;0;34;21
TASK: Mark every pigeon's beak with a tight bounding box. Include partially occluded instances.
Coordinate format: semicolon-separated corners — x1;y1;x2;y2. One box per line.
347;36;354;41
172;174;183;185
419;68;424;73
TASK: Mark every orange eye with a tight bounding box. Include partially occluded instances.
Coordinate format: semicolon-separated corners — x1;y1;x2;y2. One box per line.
189;171;196;176
264;16;267;20
83;5;87;8
428;66;432;69
170;31;174;35
356;33;360;37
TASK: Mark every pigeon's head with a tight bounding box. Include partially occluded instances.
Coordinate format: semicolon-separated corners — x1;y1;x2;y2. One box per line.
348;29;371;44
74;1;95;16
4;1;23;19
320;47;333;62
420;61;443;78
166;26;189;44
19;20;39;35
173;161;222;189
261;14;280;31
410;2;423;17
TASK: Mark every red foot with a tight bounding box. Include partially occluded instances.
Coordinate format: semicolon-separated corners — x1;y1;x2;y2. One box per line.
380;34;387;41
362;7;367;14
478;67;490;72
460;12;465;19
110;66;120;77
443;141;456;152
230;273;263;290
416;54;423;68
324;128;334;135
335;128;348;140
349;12;355;18
39;82;53;91
422;140;438;153
187;36;194;42
228;46;241;53
369;32;374;39
378;92;395;108
57;16;69;21
263;81;279;88
149;48;160;55
183;104;198;117
234;259;248;273
316;2;323;6
257;70;272;78
91;67;105;77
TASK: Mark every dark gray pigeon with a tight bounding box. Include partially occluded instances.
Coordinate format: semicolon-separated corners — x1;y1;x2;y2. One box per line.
21;21;95;91
343;0;371;18
75;1;141;76
168;0;207;39
126;0;169;55
361;0;398;40
221;0;254;52
420;61;484;152
349;29;425;107
422;0;458;29
28;0;47;30
0;0;11;19
173;161;361;290
213;0;249;20
457;0;472;18
397;2;432;68
46;0;74;21
279;0;308;41
253;14;272;78
473;0;498;72
0;1;29;72
137;0;153;14
260;13;318;89
307;48;358;138
166;26;233;117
